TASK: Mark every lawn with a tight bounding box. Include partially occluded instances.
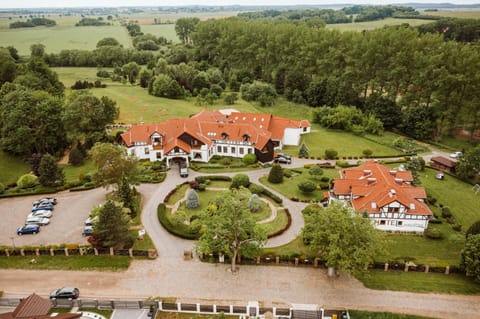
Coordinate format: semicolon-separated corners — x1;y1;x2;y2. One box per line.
140;24;179;43
349;310;438;319
261;208;289;237
53;67;112;88
0;255;131;271
0;25;132;56
259;167;339;201
0;150;30;185
263;236;310;257
61;159;97;184
327;18;433;32
420;167;480;229
131;231;155;250
282;125;400;158
356;270;480;295
157;312;238;319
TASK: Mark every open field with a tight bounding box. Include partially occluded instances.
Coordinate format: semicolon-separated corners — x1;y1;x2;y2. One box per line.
140;24;179;43
424;10;480;19
0;25;132;55
327;17;433;32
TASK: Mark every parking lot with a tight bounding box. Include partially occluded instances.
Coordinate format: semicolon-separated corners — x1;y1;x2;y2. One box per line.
0;188;107;246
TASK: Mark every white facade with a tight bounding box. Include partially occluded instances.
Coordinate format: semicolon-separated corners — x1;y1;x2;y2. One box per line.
370;201;430;232
282;126;311;146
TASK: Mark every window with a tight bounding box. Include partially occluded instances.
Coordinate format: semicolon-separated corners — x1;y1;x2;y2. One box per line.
248;148;252;154
156;152;162;159
231;147;235;153
239;148;244;155
144;147;150;155
223;146;227;153
303;127;308;132
387;207;400;213
397;221;403;226
217;146;221;153
379;220;386;225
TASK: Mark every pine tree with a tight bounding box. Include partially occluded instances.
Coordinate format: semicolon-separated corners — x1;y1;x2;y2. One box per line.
298;143;309;157
93;200;131;249
38;153;65;187
268;164;283;184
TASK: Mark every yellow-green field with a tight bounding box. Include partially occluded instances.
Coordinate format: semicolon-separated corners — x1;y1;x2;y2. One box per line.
327;17;433;32
0;24;132;55
424;10;480;19
140;24;179;43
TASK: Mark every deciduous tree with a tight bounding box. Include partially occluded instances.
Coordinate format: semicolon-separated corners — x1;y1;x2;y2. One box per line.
196;188;267;272
38;153;64;187
461;234;480;282
302;201;384;276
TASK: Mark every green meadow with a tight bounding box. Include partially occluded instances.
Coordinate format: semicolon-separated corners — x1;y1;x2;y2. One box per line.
326;17;433;32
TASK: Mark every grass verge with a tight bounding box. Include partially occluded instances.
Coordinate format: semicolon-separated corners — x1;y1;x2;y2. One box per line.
349;310;437;319
0;255;131;271
356;270;480;295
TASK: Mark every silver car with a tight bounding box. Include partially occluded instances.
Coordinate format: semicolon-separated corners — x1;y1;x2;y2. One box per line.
28;210;53;218
25;216;50;226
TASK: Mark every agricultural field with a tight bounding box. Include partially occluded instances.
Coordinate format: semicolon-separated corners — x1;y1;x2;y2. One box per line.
424;10;480;19
326;17;433;32
140;24;179;43
0;24;132;55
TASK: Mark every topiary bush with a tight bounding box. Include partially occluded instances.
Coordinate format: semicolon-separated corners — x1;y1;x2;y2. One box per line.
186;189;200;208
268;164;283;184
231;174;251;189
249;183;265;194
441;206;452;218
425;227;444;240
362;149;373;158
324;148;337;160
248;194;263;212
243;153;257;165
298;181;316;193
17;173;38;189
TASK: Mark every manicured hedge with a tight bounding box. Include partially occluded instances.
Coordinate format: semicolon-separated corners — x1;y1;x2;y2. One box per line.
195;175;232;183
157;203;199;240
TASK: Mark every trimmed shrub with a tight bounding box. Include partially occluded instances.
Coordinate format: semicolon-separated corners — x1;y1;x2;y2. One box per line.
220;157;232;166
186;189;200;208
195;175;231;182
231;174;250;189
308;166;323;178
248;194;263;212
268;164;283;184
157;203;198;240
425;227;444;240
298;181;316;193
441;206;452;218
362;149;373;158
325;148;338;160
243;153;257;165
249;183;265;194
0;183;4;194
320;176;330;182
262;188;283;204
298;143;309;157
17;174;38;189
452;224;462;232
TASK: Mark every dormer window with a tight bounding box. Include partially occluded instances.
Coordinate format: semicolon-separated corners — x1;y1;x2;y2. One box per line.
221;133;228;140
243;134;249;142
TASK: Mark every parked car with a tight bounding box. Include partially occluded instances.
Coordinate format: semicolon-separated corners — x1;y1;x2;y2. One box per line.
274;153;292;164
82;226;94;236
28;210;53;218
449;151;463;159
17;224;40;235
25;216;50;226
85;216;98;226
33;197;57;206
50;287;80;299
32;203;53;212
179;161;188;178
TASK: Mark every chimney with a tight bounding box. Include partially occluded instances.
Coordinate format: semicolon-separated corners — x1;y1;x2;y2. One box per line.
389;170;397;176
363;169;372;175
395;178;403;184
367;178;376;184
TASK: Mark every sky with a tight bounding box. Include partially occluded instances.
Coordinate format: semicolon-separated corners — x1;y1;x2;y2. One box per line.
1;0;479;9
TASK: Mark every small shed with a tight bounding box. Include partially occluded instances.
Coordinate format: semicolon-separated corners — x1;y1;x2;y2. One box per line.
430;156;457;174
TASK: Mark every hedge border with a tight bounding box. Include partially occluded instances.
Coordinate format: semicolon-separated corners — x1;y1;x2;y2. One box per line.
157;203;198;240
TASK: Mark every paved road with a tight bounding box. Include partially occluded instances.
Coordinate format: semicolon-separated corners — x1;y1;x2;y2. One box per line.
2;155;480;319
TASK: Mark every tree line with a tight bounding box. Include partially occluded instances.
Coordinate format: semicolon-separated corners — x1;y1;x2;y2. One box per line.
9;17;56;28
190;18;480;142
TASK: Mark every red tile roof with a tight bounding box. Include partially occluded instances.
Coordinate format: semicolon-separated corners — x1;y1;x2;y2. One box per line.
120;110;310;153
430;156;457;168
332;161;432;216
0;294;81;319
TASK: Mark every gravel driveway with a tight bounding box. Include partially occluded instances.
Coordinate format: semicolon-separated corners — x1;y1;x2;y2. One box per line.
0;188;107;247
